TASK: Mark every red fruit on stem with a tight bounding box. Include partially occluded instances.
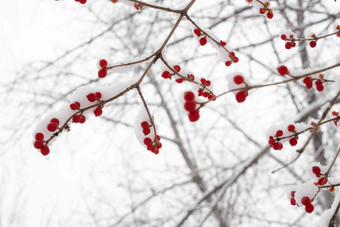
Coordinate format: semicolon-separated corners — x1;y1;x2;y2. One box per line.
184;101;196;112
73;115;80;123
98;68;107;78
144;138;152;146
79;0;86;4
143;128;151;135
173;65;181;72
309;41;317;48
235;91;247;103
289;138;298;146
225;61;231;67
95;92;102;99
285;42;292;49
87;93;96;102
275;130;283;137
267;12;273;19
305;204;314;213
184;91;195;101
161;71;171;79
199;37;207;46
50;118;59;126
233;75;244;84
290;198;296;205
79;115;86;124
141;121;149;129
99;59;107;68
317;177;328;185
34;140;44;149
312;166;321;176
220;41;226;46
35;133;44;140
280;34;287;40
287;124;295;132
194;29;201;36
301;196;311;206
94;107;103;117
188;110;200;122
40;146;50;156
277;65;289;76
303;77;312;84
47;123;57;132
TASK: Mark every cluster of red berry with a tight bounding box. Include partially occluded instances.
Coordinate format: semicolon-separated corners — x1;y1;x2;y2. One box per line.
232;75;249;103
280;34;297;49
74;0;86;4
193;28;208;46
98;59;108;78
33;132;50;156
224;51;239;67
259;2;273;19
289;192;314;213
183;91;200;122
302;76;324;92
141;121;161;154
336;25;340;37
312;166;329;186
161;65;186;83
198;78;216;101
268;124;298;150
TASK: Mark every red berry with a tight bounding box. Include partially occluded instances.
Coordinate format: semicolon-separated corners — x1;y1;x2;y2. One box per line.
98;68;107;78
290;198;296;205
35;133;44;140
87;93;96;102
235;91;247;103
175;78;184;83
143;128;151;135
305;204;314;213
173;65;181;72
94;107;103;117
99;59;107;68
79;0;86;4
280;34;287;40
267;12;273;19
156;135;160;141
287;124;295;132
141;121;149;129
317;177;328;185
187;74;195;81
285;42;292;49
50;118;59;126
161;71;171;79
34;140;44;149
79;115;86;124
194;29;201;36
188;110;200;122
220;40;226;46
233;57;239;63
277;65;289;76
259;8;266;14
73;115;80;123
144;138;152;146
291;42;296;47
184;101;196;112
156;142;162;149
301;196;311;206
47;123;57;132
199;37;207;46
316;85;324;92
312;166;321;176
303;77;312;84
95;92;102;99
291;191;296;197
233;75;244;85
70;103;78;110
305;82;313;89
275;130;283;137
289;138;298;146
309;41;317;48
225;61;231;67
40;146;50;156
184;91;195;101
